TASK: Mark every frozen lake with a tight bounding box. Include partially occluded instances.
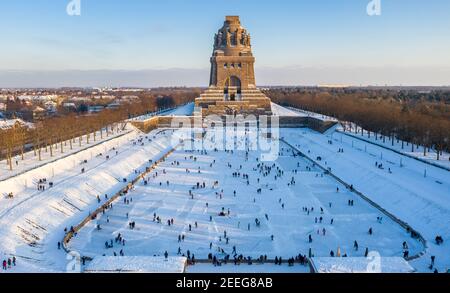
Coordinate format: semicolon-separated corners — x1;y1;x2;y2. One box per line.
69;135;423;271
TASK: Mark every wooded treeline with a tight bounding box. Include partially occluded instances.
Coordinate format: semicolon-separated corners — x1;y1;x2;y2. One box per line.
0;89;199;170
265;88;450;156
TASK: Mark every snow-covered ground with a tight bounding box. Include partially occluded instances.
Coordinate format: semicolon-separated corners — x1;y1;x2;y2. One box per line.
282;128;449;272
280;106;449;169
310;257;415;273
187;263;310;273
68;132;424;273
84;256;187;273
284;106;338;122
0;127;132;181
271;103;305;117
0;128;178;272
336;128;450;170
130;103;194;122
0;103;448;273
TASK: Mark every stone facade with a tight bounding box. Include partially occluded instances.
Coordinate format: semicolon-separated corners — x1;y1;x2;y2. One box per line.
196;16;272;116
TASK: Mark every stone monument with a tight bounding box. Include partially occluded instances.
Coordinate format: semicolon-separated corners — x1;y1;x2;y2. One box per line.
195;16;272;116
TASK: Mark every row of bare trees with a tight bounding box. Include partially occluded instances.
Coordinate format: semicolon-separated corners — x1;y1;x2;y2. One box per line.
0;90;199;171
0;109;126;171
266;88;450;158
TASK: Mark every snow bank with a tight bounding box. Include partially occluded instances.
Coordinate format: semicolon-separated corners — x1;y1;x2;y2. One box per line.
187;263;310;273
271;103;304;117
311;257;415;273
0;128;133;181
0;129;176;271
84;256;187;273
131;103;194;122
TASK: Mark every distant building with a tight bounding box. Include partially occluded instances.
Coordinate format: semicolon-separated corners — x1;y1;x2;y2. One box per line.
63;102;77;109
44;101;57;112
0;118;32;130
18;106;46;121
71;96;91;102
106;102;121;110
120;95;140;102
88;105;105;113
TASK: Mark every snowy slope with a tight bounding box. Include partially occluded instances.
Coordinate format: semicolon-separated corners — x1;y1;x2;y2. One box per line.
271;103;303;117
0;129;177;272
282;128;450;272
84;256;186;273
311;257;415;273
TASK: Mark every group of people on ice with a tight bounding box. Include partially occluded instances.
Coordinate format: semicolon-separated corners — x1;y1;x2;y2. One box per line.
2;256;16;271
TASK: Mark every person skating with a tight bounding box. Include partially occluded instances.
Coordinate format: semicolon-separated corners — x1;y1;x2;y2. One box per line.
430;256;435;270
402;241;408;250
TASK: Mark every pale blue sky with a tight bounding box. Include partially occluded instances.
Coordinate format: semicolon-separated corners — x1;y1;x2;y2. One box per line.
0;0;449;86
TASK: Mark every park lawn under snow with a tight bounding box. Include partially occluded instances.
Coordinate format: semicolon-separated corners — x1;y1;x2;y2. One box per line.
68;133;422;272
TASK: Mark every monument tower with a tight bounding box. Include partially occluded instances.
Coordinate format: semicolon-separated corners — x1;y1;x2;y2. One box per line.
195;16;272;116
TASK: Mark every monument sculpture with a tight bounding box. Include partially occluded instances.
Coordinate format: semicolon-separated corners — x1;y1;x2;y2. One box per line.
195;16;272;116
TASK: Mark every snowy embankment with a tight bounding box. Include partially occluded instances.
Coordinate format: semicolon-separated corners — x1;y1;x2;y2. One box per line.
271;103;305;117
336;128;450;170
0;127;132;181
0;128;177;272
310;257;415;273
187;263;310;273
281;105;448;169
130;103;195;122
284;106;337;122
84;256;187;273
282;128;450;272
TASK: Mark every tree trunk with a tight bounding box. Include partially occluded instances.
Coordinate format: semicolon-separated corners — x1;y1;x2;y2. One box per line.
8;149;12;171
